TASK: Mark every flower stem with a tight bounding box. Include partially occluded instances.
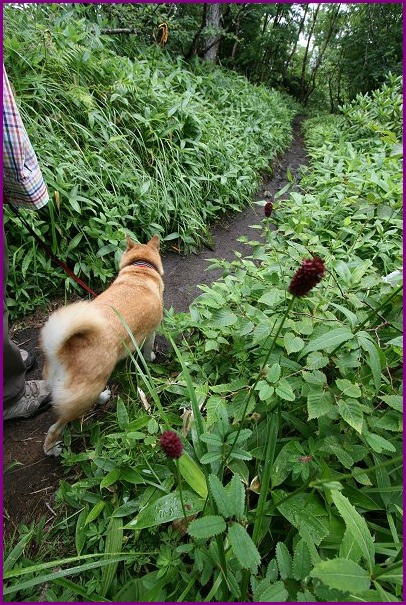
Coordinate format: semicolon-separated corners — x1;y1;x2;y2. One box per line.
225;296;295;465
176;459;187;520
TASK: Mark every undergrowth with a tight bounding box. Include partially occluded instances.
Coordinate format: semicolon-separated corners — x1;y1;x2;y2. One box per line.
3;74;402;602
4;4;297;319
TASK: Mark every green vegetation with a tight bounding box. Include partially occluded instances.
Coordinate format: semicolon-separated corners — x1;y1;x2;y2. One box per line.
4;72;402;602
4;4;296;318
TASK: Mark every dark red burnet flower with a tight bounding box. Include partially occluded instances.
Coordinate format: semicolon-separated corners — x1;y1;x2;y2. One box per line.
264;201;273;217
160;430;183;459
288;257;325;297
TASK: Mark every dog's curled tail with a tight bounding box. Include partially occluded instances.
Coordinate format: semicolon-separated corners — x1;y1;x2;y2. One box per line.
41;300;105;362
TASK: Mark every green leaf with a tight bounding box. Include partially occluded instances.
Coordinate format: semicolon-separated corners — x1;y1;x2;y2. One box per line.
125;490;204;530
200;452;222;464
336;378;362;398
363;431;396;453
178;452;208;499
200;432;223;446
206;395;227;428
331;490;375;572
307;390;333;419
210;308;238;327
208;474;233;518
275;542;292;579
271;441;301;487
255;581;289;602
226;474;246;521
274;491;329;545
266;363;281;383
100;516;124;597
338;398;364;433
310;557;370;595
339;528;363;564
187;515;226;540
275;378;295;401
283;332;305;354
85;500;106;525
116;398;129;430
379;395;402;412
299;328;353;358
100;468;121;490
305;351;329;369
357;332;382;391
292;539;312;581
227;522;261;574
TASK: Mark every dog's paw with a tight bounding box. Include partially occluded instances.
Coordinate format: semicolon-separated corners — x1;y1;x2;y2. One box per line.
150;351;156;362
97;388;111;405
44;441;63;457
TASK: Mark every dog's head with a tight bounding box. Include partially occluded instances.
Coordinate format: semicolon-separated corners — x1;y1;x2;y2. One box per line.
119;234;164;276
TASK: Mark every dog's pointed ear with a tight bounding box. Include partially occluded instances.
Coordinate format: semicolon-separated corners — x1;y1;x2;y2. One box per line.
148;234;160;250
125;234;138;250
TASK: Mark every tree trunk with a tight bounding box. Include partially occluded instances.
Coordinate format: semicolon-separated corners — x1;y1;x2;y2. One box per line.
300;4;320;104
303;5;341;105
202;3;222;63
282;4;309;78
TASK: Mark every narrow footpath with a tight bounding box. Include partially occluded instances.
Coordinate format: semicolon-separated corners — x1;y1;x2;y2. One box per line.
3;116;308;533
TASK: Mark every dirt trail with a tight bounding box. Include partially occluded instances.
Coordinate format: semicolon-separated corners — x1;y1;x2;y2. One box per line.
3;116;308;534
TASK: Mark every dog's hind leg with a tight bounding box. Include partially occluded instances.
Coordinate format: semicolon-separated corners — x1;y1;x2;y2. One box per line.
44;419;66;457
97;388;111;405
142;331;156;361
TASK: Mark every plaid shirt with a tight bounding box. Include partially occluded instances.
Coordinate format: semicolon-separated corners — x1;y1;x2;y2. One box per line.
3;65;49;209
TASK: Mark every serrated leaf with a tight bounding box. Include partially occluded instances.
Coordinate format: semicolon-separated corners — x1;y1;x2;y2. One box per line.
206;396;227;427
336;379;362;398
363;431;396;453
188;515;226;540
256;581;289;602
275;542;292;579
226;474;246;521
331;490;375;572
283;332;305;354
200;432;223;446
310;557;370;594
307;390;333;419
256;380;275;401
339;528;363;564
299;328;353;358
210;308;238;327
266;363;281;383
275;378;295;401
273;491;329;545
253;322;272;342
200;452;222;464
338;398;364;433
125;490;204;529
208;474;233;518
228;522;261;574
292;539;312;581
379;395;402;412
305;351;329;369
357;332;382;391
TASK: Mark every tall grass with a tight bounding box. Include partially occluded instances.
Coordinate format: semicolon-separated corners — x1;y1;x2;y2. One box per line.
4;4;297;318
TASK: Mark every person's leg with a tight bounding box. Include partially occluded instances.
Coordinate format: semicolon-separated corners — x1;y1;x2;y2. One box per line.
3;224;51;418
3;225;26;408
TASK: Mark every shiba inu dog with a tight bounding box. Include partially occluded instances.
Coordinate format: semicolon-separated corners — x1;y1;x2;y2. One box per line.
41;234;164;456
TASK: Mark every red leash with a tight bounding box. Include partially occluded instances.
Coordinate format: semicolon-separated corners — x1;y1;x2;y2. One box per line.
9;205;98;298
